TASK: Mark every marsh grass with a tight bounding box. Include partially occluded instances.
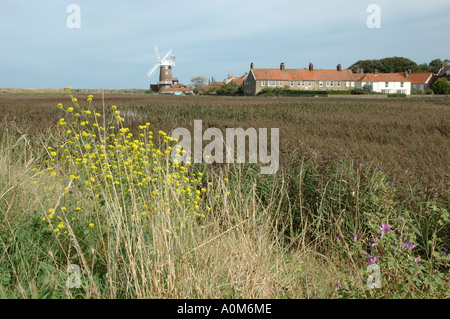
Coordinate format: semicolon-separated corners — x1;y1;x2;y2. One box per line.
0;92;448;298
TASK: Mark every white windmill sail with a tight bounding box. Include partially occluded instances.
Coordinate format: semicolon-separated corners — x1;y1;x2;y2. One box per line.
147;46;175;79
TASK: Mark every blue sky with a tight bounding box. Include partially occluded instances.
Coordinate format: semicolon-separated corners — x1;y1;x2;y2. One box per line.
1;0;449;89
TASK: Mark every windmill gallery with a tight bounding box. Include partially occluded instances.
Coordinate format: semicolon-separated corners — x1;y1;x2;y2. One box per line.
147;46;193;95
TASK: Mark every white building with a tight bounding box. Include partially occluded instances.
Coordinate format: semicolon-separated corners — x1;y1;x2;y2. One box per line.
355;72;411;95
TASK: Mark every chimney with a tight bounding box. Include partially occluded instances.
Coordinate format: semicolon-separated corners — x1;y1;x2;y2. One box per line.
408;69;411;76
360;67;364;74
250;62;254;70
280;62;285;71
309;63;313;71
337;64;342;71
374;69;378;74
404;70;409;78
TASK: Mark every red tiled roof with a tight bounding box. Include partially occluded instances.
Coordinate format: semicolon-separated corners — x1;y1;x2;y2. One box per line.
407;73;433;84
202;83;224;90
252;68;355;81
353;73;366;81
357;73;410;82
230;74;248;86
166;85;192;92
170;83;188;88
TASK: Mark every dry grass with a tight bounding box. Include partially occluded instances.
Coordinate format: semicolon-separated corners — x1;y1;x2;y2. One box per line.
0;92;448;299
1;93;448;199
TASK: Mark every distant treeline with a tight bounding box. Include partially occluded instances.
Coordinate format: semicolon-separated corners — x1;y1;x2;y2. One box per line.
348;57;449;73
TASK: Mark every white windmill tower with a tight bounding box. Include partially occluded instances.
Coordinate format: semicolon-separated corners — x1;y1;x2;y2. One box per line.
147;46;176;92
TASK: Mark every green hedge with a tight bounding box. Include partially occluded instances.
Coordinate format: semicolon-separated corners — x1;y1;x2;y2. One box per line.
351;88;365;95
387;93;407;98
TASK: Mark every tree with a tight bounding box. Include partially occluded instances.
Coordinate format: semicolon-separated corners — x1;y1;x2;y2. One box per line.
429;59;443;68
428;59;446;73
190;75;208;89
412;63;429;73
432;78;450;95
348;57;417;73
216;82;239;95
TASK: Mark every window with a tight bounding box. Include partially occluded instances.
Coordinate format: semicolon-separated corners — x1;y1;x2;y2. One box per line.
301;81;305;86
297;81;301;86
309;81;312;86
337;81;341;87
272;80;276;86
351;82;355;87
346;81;350;87
279;81;283;86
261;80;265;86
385;82;389;88
319;81;323;87
290;81;294;86
326;81;330;87
401;82;404;88
330;81;334;87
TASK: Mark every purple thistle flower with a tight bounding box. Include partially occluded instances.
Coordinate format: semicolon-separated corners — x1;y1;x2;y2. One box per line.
270;289;274;293
336;283;341;290
316;293;320;299
371;237;379;248
404;242;416;250
414;258;419;264
366;255;378;265
290;248;295;254
336;236;339;241
353;234;357;241
444;248;448;255
379;223;392;237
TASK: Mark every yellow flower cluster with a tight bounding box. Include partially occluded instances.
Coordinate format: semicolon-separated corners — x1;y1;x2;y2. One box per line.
40;89;211;237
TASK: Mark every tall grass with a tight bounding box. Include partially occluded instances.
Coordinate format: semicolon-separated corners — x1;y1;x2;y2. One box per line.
0;92;448;298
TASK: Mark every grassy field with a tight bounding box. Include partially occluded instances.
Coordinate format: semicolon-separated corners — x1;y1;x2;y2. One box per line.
0;91;449;298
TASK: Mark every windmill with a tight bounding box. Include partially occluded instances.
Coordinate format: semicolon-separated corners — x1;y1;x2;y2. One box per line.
147;46;176;92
